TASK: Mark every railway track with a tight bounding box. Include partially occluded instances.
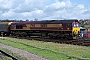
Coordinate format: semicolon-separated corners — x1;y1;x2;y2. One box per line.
0;50;18;60
32;38;90;46
8;35;90;46
12;36;90;46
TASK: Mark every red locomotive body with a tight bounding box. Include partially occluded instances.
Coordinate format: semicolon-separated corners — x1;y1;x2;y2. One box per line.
10;20;80;39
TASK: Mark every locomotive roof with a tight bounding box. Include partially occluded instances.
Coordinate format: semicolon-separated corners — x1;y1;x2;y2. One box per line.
11;21;53;24
11;20;78;25
53;20;78;22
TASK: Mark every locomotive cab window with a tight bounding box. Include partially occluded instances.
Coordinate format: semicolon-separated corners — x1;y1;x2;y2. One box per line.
16;25;23;29
66;24;71;28
72;22;80;27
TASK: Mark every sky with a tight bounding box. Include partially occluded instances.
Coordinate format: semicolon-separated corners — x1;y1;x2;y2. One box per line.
0;0;90;20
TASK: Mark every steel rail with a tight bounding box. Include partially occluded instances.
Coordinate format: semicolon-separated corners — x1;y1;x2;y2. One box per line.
0;50;18;60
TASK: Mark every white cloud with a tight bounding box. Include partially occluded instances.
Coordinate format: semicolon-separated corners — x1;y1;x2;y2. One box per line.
0;0;90;20
2;10;14;17
0;0;13;9
77;4;84;9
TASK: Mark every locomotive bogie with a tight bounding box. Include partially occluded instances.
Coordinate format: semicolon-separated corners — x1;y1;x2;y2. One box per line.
48;31;73;39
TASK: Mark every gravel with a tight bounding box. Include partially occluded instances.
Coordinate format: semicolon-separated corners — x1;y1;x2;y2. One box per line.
0;43;48;60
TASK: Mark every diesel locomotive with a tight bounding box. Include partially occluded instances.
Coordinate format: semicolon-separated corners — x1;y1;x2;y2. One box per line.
8;19;80;39
0;19;80;39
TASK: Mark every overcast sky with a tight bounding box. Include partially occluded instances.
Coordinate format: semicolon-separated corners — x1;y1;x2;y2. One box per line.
0;0;90;20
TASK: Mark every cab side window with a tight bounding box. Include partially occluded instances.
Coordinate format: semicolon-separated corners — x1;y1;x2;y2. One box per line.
66;24;71;28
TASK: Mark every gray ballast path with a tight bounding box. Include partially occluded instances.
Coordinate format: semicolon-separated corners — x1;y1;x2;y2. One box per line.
0;43;48;60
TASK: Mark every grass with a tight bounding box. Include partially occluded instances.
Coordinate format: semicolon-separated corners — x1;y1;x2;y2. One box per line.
4;37;90;60
0;38;78;60
0;48;27;60
2;57;12;60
